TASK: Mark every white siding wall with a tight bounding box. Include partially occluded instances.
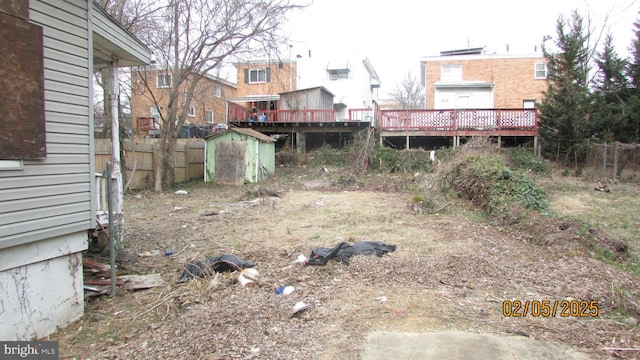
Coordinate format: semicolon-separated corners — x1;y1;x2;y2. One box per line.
297;57;376;120
0;0;90;340
0;0;92;250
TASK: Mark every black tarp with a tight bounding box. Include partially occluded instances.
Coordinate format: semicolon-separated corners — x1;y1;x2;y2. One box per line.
178;254;255;283
306;241;397;266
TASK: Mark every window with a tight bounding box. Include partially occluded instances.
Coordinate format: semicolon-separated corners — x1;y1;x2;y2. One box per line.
156;73;172;88
150;105;161;118
523;99;536;109
249;69;267;83
535;62;547;79
441;64;462;82
214;85;222;98
205;110;214;124
0;12;46;160
187;106;196;117
328;69;349;80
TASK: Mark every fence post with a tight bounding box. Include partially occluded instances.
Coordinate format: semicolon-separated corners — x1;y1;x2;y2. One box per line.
613;141;619;179
603;142;607;178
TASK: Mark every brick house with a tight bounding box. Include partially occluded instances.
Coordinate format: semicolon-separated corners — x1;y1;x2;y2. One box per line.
421;48;548;110
131;70;237;132
232;60;297;115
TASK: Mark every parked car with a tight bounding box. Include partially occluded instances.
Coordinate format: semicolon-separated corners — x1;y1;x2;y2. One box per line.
215;123;229;131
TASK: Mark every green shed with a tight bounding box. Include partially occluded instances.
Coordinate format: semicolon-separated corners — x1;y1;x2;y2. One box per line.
204;127;276;185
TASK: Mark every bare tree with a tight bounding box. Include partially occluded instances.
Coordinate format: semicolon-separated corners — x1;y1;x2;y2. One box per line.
388;72;425;109
132;0;306;191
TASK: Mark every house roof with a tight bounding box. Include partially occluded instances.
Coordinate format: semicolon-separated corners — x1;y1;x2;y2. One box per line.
421;52;545;62
227;94;280;103
205;127;276;143
91;2;151;68
279;86;335;97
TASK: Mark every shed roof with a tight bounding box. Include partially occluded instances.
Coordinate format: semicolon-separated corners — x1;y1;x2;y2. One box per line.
206;127;276;143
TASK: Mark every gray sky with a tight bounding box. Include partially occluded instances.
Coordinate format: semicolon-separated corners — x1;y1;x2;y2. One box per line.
285;0;639;98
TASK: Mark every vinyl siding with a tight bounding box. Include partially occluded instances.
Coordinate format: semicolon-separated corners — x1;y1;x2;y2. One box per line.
0;0;92;250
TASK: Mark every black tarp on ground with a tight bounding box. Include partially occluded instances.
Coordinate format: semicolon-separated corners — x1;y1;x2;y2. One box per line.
306;241;397;266
178;254;255;283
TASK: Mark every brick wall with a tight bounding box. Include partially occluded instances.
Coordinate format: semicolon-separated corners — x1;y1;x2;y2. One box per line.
235;61;297;97
423;56;547;109
130;71;237;128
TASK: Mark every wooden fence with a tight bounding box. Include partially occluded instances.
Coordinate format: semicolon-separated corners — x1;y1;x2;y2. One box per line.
95;139;205;190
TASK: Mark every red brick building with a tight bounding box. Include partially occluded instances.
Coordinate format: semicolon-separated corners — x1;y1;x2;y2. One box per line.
421;48;548;110
130;70;237;131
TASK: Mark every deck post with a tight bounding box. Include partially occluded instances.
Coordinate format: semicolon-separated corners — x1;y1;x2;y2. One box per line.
296;131;306;154
406;136;410;150
533;136;538;155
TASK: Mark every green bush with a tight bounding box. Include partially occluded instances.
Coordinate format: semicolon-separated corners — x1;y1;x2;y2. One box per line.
449;155;548;224
507;147;550;175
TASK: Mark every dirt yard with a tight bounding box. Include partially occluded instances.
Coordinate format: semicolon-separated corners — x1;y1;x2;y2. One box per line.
53;164;640;359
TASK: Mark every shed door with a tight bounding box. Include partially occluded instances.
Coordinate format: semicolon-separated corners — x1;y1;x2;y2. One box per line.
215;141;246;186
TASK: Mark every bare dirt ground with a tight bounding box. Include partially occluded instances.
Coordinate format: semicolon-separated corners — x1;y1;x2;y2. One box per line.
53;165;640;359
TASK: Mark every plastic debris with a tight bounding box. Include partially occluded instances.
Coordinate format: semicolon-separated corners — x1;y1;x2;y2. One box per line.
177;254;255;283
306;241;397;266
375;296;389;303
275;285;295;295
174;190;188;195
237;268;260;288
292;254;308;265
290;301;309;318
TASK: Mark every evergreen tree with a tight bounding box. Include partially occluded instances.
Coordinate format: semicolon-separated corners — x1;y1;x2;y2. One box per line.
590;34;629;142
626;13;640;142
538;10;592;164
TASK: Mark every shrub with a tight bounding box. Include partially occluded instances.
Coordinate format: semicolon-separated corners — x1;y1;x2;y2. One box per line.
507;147;550;175
447;154;548;224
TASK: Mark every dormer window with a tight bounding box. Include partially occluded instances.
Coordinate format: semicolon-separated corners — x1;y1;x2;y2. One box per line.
328;68;349;80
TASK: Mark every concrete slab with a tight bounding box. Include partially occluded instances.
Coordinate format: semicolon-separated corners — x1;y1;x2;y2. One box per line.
363;331;595;360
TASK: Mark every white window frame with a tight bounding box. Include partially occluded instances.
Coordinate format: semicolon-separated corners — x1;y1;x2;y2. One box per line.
150;105;161;118
441;64;462;82
249;69;267;83
187;106;196;117
205;110;214;124
535;62;547;79
523;99;536;109
214;85;222;98
327;69;349;80
0;160;24;170
156;73;172;88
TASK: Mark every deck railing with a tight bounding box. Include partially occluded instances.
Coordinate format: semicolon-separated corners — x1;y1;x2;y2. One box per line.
228;103;373;123
379;109;537;132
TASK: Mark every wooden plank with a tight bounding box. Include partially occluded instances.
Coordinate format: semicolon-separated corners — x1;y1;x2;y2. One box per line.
119;274;166;290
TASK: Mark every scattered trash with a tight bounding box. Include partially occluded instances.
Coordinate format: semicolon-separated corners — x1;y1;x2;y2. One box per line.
290;301;309;318
237;268;260;288
292;254;308;265
375;296;388;303
119;274;166;290
164;250;173;256
173;206;183;211
275;285;295;295
306;241;397;266
594;181;610;192
175;190;188;195
135;194;143;200
178;254;255;283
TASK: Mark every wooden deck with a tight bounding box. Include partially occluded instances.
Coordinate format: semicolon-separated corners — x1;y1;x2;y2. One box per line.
378;109;538;137
227;104;538;150
229;103;536;136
